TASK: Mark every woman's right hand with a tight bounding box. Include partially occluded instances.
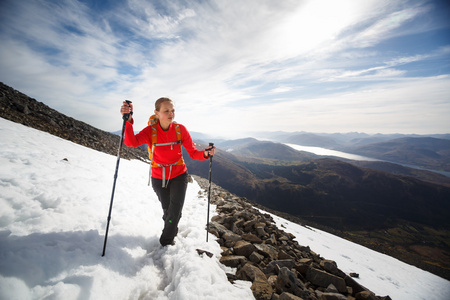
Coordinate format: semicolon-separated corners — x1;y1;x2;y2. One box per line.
120;101;133;121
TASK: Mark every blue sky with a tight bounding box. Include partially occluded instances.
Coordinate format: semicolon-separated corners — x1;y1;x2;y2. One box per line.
0;0;449;138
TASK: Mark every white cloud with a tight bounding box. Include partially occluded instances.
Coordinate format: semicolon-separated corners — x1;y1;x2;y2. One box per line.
190;75;450;137
350;4;431;48
269;86;294;94
0;0;448;136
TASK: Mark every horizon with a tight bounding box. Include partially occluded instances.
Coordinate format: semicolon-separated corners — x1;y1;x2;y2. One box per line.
191;129;450;141
0;0;449;138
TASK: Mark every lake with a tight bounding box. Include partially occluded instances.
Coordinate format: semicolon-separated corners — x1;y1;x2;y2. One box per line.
285;143;380;161
285;143;450;177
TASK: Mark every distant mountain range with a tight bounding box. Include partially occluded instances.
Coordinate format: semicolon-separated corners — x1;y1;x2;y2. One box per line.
193;130;450;173
193;130;450;148
342;137;450;172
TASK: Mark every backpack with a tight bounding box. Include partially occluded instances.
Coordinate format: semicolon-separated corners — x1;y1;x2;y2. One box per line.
147;115;185;187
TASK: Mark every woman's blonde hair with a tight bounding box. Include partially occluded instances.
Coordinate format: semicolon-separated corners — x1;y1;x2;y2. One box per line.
155;97;173;111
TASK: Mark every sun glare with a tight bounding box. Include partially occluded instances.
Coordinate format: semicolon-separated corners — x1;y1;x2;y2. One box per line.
271;0;360;59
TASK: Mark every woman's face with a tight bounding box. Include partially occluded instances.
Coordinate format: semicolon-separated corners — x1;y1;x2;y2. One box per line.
156;101;175;126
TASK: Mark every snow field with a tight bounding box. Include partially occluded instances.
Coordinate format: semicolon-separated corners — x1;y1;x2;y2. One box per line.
0;117;253;300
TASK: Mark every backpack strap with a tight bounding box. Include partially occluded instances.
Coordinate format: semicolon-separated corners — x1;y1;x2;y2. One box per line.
147;115;185;187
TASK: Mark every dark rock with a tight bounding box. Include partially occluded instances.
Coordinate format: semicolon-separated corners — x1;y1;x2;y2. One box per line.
223;231;242;247
208;221;229;236
234;240;257;257
267;233;278;245
242;233;263;243
320;260;346;278
279;292;303;300
237;263;273;300
318;292;348;300
220;203;240;213
196;249;213;258
294;263;309;275
254;244;279;260
250;251;265;263
355;291;379;300
325;284;338;293
278;250;294;260
275;267;305;296
226;273;238;282
344;275;369;295
264;260;296;276
221;247;233;256
243;219;258;232
255;222;268;237
306;268;347;293
219;255;247;268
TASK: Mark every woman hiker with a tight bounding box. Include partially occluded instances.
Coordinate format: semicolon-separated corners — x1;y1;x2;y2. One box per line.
120;98;215;246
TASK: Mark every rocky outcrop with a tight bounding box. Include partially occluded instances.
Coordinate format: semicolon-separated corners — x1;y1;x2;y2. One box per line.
0;82;148;161
194;175;391;300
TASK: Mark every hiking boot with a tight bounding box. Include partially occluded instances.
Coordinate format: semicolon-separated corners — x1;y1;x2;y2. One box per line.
160;239;175;247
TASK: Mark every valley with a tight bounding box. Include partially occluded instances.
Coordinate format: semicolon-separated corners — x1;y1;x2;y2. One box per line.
185;138;450;280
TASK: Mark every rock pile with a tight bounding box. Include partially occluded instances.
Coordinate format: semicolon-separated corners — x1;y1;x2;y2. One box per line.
0;82;147;161
193;175;390;300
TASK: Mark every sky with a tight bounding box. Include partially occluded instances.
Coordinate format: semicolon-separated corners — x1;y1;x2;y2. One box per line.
1;117;449;299
0;0;449;138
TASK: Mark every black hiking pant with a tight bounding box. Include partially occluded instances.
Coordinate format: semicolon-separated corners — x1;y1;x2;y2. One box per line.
151;172;188;246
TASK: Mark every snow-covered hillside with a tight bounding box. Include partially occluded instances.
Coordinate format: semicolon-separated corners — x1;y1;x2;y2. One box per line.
0;118;252;299
1;117;449;300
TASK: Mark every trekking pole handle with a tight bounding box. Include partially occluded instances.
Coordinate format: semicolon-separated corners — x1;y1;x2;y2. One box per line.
123;100;133;121
206;142;214;158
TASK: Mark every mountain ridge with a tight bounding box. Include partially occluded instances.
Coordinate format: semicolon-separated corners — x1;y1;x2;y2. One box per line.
0;82;147;161
342;137;450;172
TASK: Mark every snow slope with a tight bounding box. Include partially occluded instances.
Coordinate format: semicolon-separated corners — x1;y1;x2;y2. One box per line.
1;117;449;300
0;118;252;300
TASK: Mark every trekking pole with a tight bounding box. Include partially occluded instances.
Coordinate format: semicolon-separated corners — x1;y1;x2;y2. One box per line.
102;100;132;256
206;143;214;242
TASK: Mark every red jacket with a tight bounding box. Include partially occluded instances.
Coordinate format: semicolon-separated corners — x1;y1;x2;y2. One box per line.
124;120;207;179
